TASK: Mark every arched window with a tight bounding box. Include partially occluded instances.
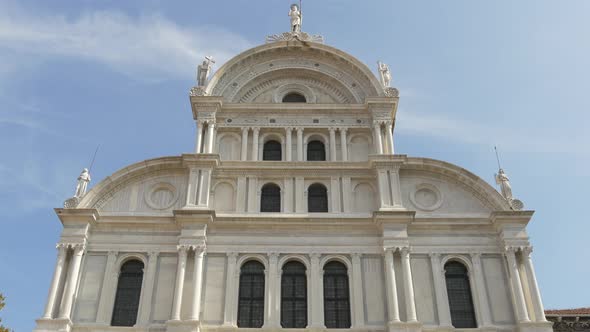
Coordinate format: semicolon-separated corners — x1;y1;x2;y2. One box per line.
238;261;265;328
263;140;282;161
281;261;307;328
111;260;144;327
445;261;477;328
308;183;328;213
282;93;306;103
307;140;326;161
261;183;281;212
323;261;350;328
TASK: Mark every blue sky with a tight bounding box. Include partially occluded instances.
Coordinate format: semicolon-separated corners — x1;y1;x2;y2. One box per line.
1;0;589;330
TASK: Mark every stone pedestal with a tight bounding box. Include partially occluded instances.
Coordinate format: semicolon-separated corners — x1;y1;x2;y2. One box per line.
166;319;201;332
518;321;554;332
387;321;422;332
33;318;72;332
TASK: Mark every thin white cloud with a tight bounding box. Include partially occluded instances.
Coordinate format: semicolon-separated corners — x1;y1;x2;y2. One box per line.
0;5;252;81
396;110;588;156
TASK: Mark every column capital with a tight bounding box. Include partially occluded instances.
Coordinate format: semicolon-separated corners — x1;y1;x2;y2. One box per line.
521;246;533;257
428;252;441;259
399;246;411;256
338;127;348;133
328;127;336;133
241;127;250;133
267;252;279;261
72;244;86;255
285;127;294;132
147;251;159;260
385;120;394;127
296;127;304;133
191;245;207;256
310;252;321;261
252;126;260;133
226;252;239;259
107;250;119;258
383;247;397;255
470;252;482;260
373;120;383;127
351;253;362;260
177;245;190;256
504;246;519;254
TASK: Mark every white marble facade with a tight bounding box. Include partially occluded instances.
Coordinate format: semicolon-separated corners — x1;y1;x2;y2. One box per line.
36;35;552;332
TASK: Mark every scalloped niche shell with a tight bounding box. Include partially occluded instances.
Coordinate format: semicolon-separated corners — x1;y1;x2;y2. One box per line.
410;183;443;211
145;182;178;210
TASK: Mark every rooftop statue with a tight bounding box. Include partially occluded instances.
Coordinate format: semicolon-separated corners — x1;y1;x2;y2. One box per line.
495;168;524;210
377;61;392;87
289;4;302;33
197;56;215;86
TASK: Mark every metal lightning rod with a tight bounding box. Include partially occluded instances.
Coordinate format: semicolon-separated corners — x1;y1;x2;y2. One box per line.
494;146;502;170
300;0;302;29
89;145;100;173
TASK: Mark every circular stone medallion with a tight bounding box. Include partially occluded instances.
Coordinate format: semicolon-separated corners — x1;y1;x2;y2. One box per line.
145;183;178;210
410;183;443;211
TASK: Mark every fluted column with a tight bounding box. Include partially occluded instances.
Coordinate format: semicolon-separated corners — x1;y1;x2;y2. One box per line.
309;253;325;328
223;252;238;326
286;127;293;161
206;122;216;153
471;253;492;327
195;120;204;153
266;252;279;327
400;247;417;322
96;251;118;324
329;127;337;161
505;247;530;323
59;244;85;319
190;246;206;321
138;251;159;325
42;244;68;319
339;128;348;161
429;253;452;327
241;127;249;161
383;248;400;324
296;127;304;161
522;247;547;322
385;121;394;154
171;245;189;321
373;121;384;154
351;253;365;327
251;127;260;161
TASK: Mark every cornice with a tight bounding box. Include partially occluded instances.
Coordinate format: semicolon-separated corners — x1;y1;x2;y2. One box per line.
181;153;220;168
54;208;99;226
491;210;535;227
373;210;415;225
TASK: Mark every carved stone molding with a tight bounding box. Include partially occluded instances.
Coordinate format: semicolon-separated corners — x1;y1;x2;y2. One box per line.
265;31;324;44
189;86;208;97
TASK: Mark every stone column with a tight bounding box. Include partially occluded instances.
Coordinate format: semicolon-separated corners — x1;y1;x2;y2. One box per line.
251;127;260;161
284;178;293;213
429;253;452;327
339;128;348;161
295;177;305;213
241;127;249;161
341;177;352;213
223;252;238;326
197;169;212;207
236;176;247;213
195;120;204;153
470;253;492;327
522;247;547;322
389;168;403;208
329;127;337;161
330;177;341;213
400;247;417;322
505;247;530;323
377;169;391;209
373;121;384;154
190;246;206;321
96;251;118;324
351;253;365;327
206;122;216;153
266;253;279;327
385;121;394;154
247;177;258;212
286;127;293;161
42;244;68;319
171;245;189;321
59;244;85;319
383;248;400;324
138;251;159;325
309;253;324;328
296;127;304;161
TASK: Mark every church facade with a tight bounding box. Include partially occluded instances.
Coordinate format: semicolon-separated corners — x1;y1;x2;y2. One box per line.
35;17;552;332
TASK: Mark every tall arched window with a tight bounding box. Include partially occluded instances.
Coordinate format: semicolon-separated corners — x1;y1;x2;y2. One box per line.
261;183;281;212
281;261;307;328
263;140;282;161
308;183;328;213
111;260;144;327
445;261;477;328
307;140;326;161
323;261;350;328
238;261;265;328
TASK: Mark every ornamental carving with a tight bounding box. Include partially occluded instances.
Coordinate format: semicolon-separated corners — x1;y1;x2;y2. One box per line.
384;87;399;97
265;32;324;44
189;86;208;97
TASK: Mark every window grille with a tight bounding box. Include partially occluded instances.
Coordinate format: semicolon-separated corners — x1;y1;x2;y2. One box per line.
238;261;265;328
323;261;351;328
308;183;328;212
282;93;307;103
261;184;281;212
307;141;326;161
445;261;477;328
281;261;308;328
263;140;282;161
111;260;144;327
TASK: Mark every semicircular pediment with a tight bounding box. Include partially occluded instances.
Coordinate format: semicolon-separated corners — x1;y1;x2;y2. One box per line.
207;41;384;103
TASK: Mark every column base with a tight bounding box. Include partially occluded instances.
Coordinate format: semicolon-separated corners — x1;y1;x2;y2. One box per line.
387;321;423;332
34;318;73;332
517;321;553;332
166;320;202;332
